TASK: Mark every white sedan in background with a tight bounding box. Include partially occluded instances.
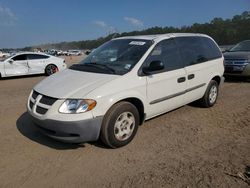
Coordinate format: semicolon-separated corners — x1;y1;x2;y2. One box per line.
0;51;10;58
0;52;67;78
68;50;82;56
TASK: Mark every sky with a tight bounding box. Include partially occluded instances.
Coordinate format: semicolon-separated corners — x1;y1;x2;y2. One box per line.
0;0;249;48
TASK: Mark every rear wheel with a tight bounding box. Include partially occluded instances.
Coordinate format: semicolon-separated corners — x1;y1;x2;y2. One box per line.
100;102;139;148
45;64;58;76
199;80;219;107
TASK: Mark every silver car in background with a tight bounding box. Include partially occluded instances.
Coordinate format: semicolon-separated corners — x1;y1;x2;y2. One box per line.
223;40;250;77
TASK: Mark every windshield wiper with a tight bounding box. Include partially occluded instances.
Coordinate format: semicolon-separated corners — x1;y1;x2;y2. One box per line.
78;63;116;73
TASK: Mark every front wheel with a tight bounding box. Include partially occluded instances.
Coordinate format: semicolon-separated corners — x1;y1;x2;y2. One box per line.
199;80;219;108
100;102;139;148
45;64;58;76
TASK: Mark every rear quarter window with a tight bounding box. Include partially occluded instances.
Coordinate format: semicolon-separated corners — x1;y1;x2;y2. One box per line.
175;36;222;66
201;37;222;60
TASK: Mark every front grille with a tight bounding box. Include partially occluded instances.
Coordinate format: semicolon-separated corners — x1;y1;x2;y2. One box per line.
224;59;249;66
29;101;34;109
29;90;58;115
224;65;246;73
32;90;39;99
40;95;57;106
36;106;48;115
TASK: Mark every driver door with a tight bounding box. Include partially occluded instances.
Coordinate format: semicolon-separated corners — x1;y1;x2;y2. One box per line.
143;39;187;118
4;54;29;76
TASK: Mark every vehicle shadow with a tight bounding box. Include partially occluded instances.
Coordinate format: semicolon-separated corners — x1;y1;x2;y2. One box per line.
224;76;250;83
16;112;85;150
0;74;45;80
187;101;205;108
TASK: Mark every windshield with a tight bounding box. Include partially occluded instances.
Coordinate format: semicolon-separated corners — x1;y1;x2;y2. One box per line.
70;39;153;75
229;40;250;52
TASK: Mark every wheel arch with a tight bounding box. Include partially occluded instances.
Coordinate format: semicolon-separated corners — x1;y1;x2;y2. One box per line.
211;75;221;85
103;97;145;125
119;97;145;125
45;63;58;75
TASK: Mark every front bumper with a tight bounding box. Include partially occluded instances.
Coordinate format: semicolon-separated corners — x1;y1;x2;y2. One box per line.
30;114;103;143
224;64;250;77
27;89;103;143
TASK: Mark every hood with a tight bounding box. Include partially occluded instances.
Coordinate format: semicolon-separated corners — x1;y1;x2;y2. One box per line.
34;69;119;99
223;51;250;60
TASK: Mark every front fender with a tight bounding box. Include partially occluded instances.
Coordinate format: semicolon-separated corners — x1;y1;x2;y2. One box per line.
0;62;6;77
91;90;147;118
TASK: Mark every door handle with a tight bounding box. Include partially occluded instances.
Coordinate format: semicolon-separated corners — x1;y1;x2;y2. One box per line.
188;74;195;80
177;77;186;83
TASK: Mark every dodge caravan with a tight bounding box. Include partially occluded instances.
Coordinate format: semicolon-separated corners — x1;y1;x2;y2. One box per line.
27;33;224;148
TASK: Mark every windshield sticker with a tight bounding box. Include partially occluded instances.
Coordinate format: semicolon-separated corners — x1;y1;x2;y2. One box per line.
124;64;131;70
129;41;146;46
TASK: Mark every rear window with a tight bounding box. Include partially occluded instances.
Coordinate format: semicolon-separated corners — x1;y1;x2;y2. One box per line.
175;36;222;66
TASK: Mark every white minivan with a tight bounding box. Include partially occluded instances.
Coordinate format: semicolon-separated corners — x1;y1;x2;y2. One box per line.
27;33;224;148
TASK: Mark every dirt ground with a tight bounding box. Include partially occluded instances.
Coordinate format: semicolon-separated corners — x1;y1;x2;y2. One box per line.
0;55;249;188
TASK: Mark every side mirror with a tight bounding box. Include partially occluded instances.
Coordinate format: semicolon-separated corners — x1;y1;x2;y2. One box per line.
142;60;164;75
8;59;14;64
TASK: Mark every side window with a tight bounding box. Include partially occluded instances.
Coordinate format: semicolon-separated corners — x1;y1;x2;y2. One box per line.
201;37;222;60
146;39;183;72
27;54;49;60
12;54;27;61
175;37;205;66
175;36;222;66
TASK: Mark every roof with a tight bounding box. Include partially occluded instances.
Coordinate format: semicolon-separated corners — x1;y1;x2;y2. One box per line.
114;33;209;42
13;51;50;56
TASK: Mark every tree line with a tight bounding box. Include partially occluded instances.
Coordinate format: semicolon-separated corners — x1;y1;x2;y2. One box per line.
23;11;250;51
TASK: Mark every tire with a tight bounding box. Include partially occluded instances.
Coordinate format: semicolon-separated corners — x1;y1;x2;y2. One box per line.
45;64;58;76
199;80;219;108
100;102;139;148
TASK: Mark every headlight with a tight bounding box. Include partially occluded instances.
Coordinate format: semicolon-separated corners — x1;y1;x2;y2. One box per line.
59;99;96;114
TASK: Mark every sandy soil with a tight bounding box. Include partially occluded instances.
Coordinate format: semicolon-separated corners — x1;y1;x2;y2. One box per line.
0;56;249;187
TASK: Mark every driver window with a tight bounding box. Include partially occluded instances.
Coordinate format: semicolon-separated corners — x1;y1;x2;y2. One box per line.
146;39;184;72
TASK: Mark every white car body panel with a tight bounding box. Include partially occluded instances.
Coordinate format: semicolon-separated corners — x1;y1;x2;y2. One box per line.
145;68;187;118
4;59;28;76
183;58;224;104
34;69;119;99
28;58;46;73
0;52;67;77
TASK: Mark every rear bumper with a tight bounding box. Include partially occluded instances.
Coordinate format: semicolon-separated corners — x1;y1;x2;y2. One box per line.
30;115;103;143
220;76;225;85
